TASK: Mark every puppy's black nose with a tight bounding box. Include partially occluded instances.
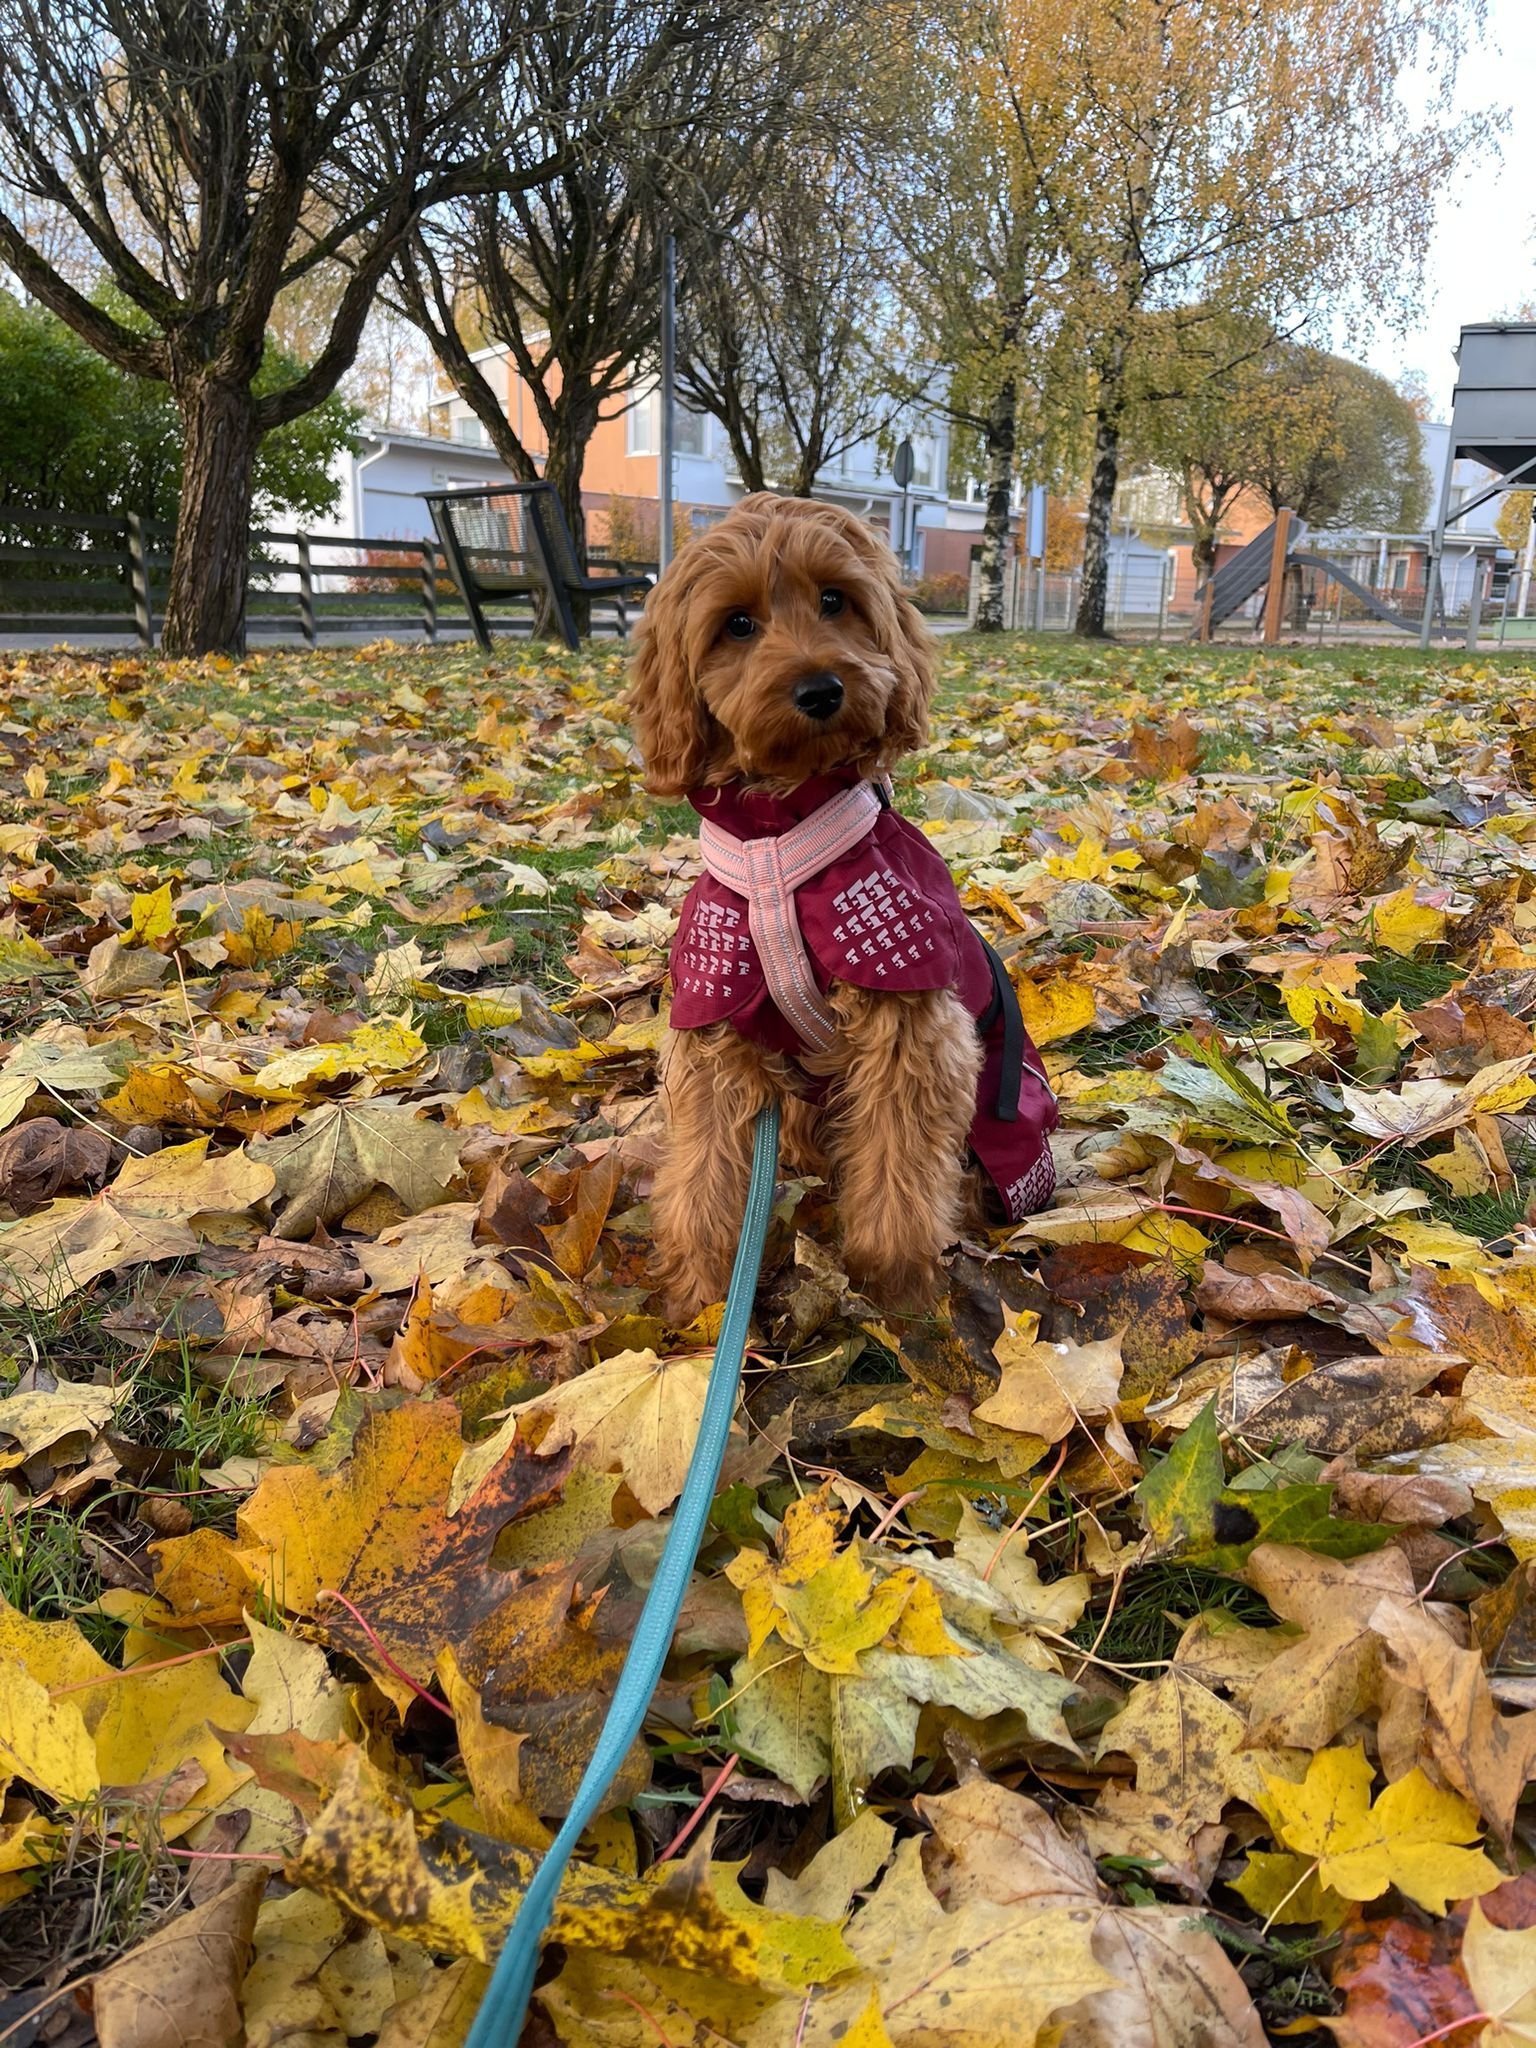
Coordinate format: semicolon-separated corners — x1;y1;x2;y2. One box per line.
794;671;844;720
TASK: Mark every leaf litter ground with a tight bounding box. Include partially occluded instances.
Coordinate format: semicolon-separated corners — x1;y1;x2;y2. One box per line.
9;634;1536;2043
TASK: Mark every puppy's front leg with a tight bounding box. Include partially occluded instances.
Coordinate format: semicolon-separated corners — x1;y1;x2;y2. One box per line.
651;1025;790;1323
817;985;981;1309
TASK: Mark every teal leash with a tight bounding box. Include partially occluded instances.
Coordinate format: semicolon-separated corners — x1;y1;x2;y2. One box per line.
463;1103;781;2048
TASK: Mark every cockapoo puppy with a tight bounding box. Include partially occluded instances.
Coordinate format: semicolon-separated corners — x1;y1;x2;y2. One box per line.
629;493;1057;1317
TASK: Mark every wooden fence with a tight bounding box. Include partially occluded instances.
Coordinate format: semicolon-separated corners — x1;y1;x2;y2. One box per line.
0;507;474;648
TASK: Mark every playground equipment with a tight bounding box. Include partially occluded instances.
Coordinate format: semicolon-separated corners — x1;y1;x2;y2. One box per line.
1195;323;1536;648
1420;324;1536;648
1197;510;1435;641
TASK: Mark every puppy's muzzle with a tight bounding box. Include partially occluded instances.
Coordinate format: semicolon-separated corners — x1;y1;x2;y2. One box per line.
793;671;844;721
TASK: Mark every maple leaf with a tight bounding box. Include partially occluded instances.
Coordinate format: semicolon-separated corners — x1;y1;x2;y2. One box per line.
0;1029;124;1131
242;1887;404;2048
287;1742;855;1986
92;1872;262;2048
449;1562;649;1820
0;1381;128;1470
1368;1595;1536;1845
1463;1902;1536;2047
0;1138;274;1306
250;1098;463;1236
971;1307;1124;1442
1247;1744;1500;1918
237;1399;566;1708
453;1347;731;1517
792;1835;1116;2048
0;1594;253;1834
1242;1542;1418;1751
1137;1398;1392;1568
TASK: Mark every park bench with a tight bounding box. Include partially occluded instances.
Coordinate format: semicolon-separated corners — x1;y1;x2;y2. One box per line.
423;480;653;652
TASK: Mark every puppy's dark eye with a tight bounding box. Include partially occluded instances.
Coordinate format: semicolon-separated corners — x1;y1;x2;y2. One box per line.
724;611;756;640
820;588;846;617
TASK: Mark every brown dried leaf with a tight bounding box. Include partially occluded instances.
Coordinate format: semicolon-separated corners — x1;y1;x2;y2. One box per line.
89;1873;262;2048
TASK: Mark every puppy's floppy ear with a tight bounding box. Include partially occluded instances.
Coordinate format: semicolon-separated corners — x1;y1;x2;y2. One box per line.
627;565;712;798
881;589;937;759
831;510;935;760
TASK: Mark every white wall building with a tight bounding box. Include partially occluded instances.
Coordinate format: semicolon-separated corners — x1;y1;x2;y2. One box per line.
312;423;517;547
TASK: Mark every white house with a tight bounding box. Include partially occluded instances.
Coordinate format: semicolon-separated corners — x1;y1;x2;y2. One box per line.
425;349;956;572
312;422;517;547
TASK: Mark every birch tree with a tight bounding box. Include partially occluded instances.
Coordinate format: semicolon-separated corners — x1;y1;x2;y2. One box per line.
891;7;1075;631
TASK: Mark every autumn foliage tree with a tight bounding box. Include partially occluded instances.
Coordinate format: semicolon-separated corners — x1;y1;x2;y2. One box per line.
888;5;1070;631
1135;322;1429;582
0;0;557;655
985;0;1486;638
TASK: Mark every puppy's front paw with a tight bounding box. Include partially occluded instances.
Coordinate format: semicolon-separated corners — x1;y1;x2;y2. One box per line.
654;1251;733;1331
663;1283;719;1329
846;1249;943;1315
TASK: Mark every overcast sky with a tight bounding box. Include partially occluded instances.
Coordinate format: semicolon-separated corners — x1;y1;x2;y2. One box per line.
1357;0;1536;412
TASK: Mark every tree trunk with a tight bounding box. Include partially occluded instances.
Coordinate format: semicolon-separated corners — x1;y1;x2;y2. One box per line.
1076;403;1121;639
543;409;597;638
161;376;260;657
975;377;1017;633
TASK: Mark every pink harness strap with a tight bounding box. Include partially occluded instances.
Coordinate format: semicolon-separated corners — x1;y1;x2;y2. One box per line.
698;780;884;1052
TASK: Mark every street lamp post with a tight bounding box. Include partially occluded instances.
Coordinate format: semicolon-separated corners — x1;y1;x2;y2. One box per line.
659;233;676;573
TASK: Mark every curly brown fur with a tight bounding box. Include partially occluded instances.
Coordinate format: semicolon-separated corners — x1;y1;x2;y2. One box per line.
634;494;978;1313
808;984;982;1305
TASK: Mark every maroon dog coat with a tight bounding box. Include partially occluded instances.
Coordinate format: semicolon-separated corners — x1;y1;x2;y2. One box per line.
669;768;1058;1221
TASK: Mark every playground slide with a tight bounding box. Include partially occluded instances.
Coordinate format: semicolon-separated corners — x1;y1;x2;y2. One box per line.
1196;521;1420;638
1200;523;1280;630
1288;551;1418;635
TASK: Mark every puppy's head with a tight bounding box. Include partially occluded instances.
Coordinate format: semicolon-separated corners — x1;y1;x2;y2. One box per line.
628;493;934;797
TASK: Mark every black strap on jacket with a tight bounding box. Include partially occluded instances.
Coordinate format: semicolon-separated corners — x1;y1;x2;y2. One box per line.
868;782;1020;1122
974;934;1023;1123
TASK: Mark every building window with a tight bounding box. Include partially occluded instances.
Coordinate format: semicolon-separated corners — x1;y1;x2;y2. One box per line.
627;394;711;458
454;415;485;446
907;435;938;490
674;406;709;458
1391;556;1409;591
626;391;656;457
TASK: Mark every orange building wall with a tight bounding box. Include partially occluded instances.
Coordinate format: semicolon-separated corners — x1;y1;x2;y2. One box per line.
491;359;660;511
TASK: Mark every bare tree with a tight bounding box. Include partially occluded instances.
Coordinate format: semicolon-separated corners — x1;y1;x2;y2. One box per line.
675;152;909;499
0;0;552;654
396;3;825;629
396;3;774;627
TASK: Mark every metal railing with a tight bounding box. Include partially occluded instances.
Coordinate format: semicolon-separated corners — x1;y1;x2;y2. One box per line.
964;547;1536;647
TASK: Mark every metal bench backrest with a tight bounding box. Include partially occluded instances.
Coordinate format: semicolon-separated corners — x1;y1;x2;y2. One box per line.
422;479;648;650
430;486;544;591
526;486;583;591
423;482;570;649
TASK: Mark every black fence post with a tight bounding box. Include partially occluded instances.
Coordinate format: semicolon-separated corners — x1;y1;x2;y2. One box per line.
125;513;154;649
296;533;317;646
420;541;438;643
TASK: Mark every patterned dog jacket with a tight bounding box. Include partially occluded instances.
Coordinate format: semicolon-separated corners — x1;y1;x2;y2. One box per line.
669;768;1058;1221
